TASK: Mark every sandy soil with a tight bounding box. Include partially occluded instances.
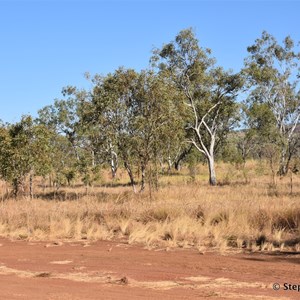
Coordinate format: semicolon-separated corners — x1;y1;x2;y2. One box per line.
0;238;299;299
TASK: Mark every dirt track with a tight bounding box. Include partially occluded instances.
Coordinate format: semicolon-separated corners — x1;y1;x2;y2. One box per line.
0;238;299;299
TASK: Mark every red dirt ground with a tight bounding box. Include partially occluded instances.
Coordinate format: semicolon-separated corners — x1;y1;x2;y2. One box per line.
0;238;299;299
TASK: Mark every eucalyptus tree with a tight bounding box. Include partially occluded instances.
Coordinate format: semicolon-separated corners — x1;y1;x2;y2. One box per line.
131;70;185;190
155;74;189;173
244;31;300;175
171;144;192;171
87;68;140;188
231;104;261;166
37;86;86;161
0;116;51;197
152;28;242;185
87;68;184;191
37;87;96;186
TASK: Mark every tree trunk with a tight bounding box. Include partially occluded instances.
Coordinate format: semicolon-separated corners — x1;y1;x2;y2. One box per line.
91;150;95;167
110;150;118;179
12;177;24;198
29;172;33;199
278;146;293;176
278;163;287;176
12;178;19;198
167;156;172;174
124;161;137;193
174;160;181;171
208;156;217;186
49;174;53;188
140;165;146;192
174;145;192;171
278;146;287;176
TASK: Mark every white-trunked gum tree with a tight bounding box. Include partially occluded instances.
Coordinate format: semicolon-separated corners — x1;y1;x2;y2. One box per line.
244;31;300;176
152;28;243;185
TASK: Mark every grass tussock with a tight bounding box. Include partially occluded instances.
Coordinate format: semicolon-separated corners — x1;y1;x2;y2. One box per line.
0;161;300;253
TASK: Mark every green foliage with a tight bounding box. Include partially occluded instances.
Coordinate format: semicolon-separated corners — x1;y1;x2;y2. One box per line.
84;67;187;190
1;28;299;193
243;31;300;175
0;116;51;196
219;140;242;165
77;157;102;187
152;28;243;185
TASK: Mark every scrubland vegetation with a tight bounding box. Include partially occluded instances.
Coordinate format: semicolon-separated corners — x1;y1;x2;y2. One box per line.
0;161;299;253
0;29;300;253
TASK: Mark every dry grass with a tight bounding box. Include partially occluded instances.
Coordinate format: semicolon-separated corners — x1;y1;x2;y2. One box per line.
0;160;299;252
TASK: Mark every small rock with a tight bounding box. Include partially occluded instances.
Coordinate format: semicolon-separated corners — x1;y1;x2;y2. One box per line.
118;276;128;285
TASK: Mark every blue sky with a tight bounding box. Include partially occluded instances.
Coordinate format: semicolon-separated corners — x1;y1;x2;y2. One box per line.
0;0;299;123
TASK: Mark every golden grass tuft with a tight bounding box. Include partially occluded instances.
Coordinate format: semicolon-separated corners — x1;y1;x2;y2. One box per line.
0;161;299;252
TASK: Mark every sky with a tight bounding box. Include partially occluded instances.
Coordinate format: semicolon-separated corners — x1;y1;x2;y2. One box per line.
0;0;299;123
